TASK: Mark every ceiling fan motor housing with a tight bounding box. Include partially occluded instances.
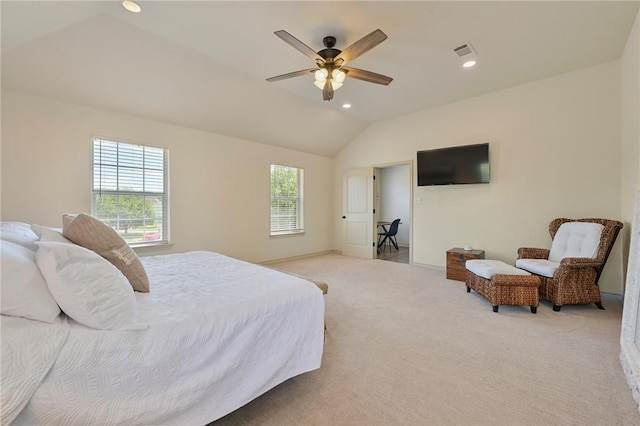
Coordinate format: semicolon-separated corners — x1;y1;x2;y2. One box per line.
323;36;337;48
318;48;341;60
318;36;341;60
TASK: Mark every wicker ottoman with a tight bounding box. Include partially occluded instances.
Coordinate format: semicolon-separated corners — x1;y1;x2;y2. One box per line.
465;259;540;313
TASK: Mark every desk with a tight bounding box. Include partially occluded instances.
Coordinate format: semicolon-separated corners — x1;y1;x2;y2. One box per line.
377;221;393;232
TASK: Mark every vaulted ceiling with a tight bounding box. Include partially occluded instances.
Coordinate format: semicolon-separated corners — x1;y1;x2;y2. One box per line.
2;1;638;157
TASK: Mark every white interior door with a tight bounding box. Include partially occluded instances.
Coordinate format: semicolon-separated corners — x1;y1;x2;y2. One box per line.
342;167;375;258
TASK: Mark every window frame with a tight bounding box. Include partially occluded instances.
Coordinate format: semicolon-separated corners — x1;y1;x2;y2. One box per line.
91;137;170;247
270;163;304;236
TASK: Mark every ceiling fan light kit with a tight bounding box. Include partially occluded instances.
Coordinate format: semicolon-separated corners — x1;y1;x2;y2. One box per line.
313;68;346;92
266;29;393;101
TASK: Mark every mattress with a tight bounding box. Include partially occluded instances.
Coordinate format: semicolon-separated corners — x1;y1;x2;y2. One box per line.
5;251;325;425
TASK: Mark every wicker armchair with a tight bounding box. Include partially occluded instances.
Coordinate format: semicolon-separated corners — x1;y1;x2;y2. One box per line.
515;218;623;311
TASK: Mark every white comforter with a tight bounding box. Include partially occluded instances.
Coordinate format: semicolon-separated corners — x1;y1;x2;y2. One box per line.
3;251;325;425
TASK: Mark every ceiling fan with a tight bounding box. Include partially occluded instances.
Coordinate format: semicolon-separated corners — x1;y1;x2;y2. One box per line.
266;29;393;101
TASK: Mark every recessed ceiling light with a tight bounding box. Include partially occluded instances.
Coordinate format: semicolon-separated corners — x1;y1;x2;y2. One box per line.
122;1;141;13
462;60;477;68
342;104;352;109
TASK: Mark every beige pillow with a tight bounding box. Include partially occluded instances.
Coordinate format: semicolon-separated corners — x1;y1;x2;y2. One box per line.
62;213;150;292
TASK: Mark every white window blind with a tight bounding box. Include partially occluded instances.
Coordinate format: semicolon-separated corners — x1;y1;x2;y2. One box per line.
270;164;304;235
92;138;169;246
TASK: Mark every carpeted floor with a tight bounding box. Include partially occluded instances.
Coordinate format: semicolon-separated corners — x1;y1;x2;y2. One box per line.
213;253;640;425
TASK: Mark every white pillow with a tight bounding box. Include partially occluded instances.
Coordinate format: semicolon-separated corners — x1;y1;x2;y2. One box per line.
31;224;73;244
0;240;61;323
0;221;39;252
35;241;144;331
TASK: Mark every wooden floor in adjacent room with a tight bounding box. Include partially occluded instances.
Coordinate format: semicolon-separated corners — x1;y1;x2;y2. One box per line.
376;245;409;264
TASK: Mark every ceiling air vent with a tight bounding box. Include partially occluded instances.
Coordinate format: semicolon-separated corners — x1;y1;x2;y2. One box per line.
453;42;477;58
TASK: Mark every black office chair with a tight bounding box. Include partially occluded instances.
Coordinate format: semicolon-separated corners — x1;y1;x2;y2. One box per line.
377;218;401;252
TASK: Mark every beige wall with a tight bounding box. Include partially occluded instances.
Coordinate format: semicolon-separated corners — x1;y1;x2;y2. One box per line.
335;61;626;295
0;60;632;295
0;90;334;263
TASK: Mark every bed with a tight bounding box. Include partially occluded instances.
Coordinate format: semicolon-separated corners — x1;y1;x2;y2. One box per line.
1;221;325;425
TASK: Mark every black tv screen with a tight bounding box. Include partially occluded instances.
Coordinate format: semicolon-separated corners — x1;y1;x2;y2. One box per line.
417;143;490;186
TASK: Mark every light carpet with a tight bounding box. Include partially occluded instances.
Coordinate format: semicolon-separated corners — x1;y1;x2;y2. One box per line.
213;253;640;425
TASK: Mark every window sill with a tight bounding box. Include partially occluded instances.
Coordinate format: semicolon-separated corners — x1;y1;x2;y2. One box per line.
132;241;174;252
270;230;305;237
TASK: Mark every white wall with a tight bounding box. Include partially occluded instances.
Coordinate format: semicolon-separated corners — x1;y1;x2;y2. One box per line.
378;165;410;245
335;61;625;295
0;90;334;263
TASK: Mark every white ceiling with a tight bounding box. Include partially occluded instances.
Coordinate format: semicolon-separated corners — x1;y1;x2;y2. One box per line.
2;1;638;157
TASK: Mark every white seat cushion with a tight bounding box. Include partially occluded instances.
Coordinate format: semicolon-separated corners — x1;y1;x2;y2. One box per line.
515;258;559;278
548;222;603;262
466;259;531;280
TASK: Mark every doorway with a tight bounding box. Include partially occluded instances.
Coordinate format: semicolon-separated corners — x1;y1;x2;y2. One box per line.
374;163;411;264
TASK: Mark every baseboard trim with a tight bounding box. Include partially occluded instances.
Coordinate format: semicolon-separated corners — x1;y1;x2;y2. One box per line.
410;261;445;271
260;250;337;265
601;291;624;300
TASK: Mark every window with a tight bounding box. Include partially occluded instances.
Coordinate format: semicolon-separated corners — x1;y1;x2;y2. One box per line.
270;164;304;235
92;138;169;246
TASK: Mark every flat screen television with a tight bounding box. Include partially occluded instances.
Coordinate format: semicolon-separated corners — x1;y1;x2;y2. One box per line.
417;143;490;186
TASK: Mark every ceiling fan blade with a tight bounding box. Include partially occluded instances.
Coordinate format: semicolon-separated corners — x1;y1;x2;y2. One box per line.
266;69;316;82
342;67;393;85
322;79;334;101
333;29;387;65
274;30;325;63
